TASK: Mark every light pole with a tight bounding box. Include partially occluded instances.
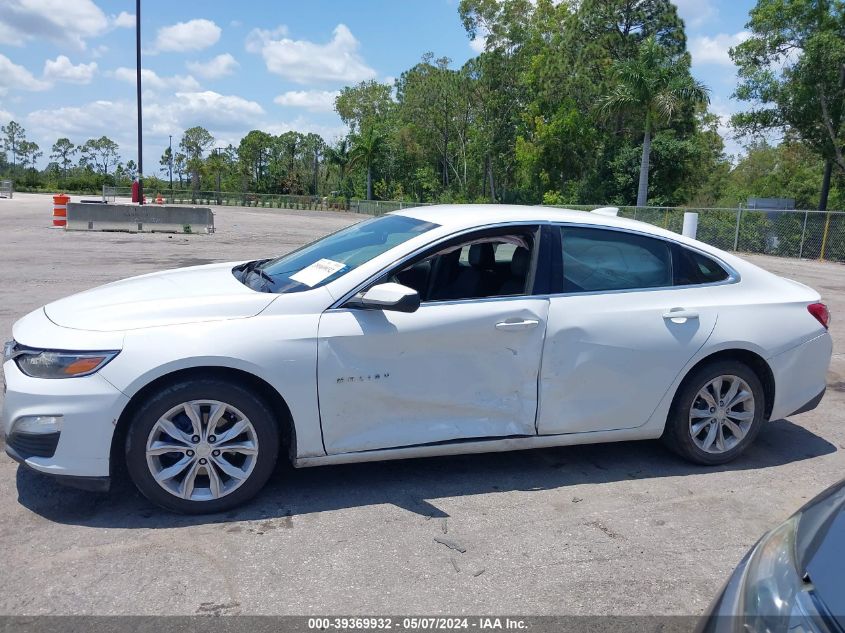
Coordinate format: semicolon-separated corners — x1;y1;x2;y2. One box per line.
168;134;173;193
135;0;143;205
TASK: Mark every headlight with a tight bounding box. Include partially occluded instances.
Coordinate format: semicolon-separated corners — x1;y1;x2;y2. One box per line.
737;516;830;632
3;339;15;363
13;347;119;378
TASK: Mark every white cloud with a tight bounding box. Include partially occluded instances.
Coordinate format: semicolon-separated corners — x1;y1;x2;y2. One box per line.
274;90;339;112
113;11;135;28
689;31;749;67
673;0;717;28
245;25;288;53
247;23;376;84
112;67;200;92
151;19;221;53
186;53;240;79
469;37;486;54
27;100;135;155
26;91;266;158
0;0;109;49
43;55;97;84
0;54;50;95
145;91;265;135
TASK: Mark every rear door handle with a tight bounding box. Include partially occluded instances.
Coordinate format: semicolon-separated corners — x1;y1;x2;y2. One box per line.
663;309;699;322
495;319;540;331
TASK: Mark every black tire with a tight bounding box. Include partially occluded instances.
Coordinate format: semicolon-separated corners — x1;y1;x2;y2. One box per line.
125;378;280;514
662;360;766;465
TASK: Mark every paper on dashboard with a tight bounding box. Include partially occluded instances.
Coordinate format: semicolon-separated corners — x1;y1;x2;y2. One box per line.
290;258;347;287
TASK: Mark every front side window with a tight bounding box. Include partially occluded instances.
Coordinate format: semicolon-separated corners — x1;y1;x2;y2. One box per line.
384;229;537;302
235;215;439;293
560;226;672;292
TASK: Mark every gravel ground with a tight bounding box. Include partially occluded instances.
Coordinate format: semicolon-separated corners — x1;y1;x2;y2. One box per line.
0;192;842;616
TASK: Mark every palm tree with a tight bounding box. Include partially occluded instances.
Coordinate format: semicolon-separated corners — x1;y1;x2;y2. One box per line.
349;126;385;201
324;138;351;194
601;37;710;207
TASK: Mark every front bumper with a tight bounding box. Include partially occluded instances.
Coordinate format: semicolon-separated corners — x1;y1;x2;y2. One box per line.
5;442;110;491
2;358;130;479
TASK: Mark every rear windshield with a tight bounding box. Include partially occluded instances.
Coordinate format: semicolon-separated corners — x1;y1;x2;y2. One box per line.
235;214;439;294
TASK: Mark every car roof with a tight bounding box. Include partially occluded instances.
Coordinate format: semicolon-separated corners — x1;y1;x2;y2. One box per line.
391;203;758;276
394;203;679;241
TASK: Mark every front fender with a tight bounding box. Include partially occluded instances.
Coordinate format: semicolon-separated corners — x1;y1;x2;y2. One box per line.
98;314;326;458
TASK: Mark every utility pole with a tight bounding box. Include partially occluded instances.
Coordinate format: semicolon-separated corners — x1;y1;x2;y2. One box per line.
168;134;173;192
135;0;143;205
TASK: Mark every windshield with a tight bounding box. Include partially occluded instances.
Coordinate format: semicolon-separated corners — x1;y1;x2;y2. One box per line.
235;214;440;293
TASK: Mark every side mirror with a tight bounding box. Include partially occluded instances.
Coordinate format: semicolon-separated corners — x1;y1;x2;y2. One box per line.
346;282;420;313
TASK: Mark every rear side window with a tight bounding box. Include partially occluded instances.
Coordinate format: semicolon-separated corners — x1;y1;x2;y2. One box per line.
560;227;672;292
673;247;729;285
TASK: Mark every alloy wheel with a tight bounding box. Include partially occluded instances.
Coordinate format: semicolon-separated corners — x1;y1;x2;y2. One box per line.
688;375;755;454
145;399;259;501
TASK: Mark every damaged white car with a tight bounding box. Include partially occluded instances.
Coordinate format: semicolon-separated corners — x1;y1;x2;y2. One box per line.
2;205;832;513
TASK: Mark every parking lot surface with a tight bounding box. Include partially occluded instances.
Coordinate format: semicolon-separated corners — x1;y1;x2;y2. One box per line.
0;192;843;615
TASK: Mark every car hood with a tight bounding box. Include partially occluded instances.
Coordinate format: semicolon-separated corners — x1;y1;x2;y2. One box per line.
796;479;845;627
44;262;277;332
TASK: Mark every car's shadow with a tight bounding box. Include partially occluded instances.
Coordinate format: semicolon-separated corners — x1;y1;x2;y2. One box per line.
14;418;837;528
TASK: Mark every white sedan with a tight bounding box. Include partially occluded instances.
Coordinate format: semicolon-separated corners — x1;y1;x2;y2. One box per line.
2;205;833;513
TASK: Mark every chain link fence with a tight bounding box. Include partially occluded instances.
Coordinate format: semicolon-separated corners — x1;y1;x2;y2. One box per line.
99;186;845;263
556;205;845;263
102;186;349;211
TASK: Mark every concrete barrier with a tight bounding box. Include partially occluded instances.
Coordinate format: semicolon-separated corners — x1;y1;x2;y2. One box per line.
66;202;214;234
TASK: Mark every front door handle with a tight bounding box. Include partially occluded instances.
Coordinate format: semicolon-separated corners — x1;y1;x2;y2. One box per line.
663;309;699;323
495;319;540;331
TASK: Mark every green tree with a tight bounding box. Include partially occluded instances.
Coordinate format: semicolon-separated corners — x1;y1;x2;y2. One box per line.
349;126;386;200
397;54;474;193
324;139;352;195
159;146;172;182
125;159;138;181
730;0;845;209
179;126;214;194
80;136;120;175
50;138;76;177
18;140;41;169
600;36;710;206
1;121;26;170
174;152;187;187
335;80;395;134
238;130;274;191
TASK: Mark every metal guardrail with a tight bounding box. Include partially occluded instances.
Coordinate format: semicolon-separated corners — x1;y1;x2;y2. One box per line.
0;179;12;199
551;204;845;263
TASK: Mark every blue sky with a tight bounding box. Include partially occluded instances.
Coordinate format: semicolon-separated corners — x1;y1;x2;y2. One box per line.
0;0;756;172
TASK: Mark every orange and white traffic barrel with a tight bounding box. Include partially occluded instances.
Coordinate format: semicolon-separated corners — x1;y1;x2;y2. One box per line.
52;194;70;228
155;193;164;204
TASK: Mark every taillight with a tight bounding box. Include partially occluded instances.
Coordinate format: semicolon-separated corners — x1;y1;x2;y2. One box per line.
808;302;830;329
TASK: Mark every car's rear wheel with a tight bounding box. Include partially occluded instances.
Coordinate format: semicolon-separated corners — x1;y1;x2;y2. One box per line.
125;378;279;514
662;360;766;465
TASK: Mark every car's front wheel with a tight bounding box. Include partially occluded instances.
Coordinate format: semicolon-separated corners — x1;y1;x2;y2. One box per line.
662;360;766;465
125;378;280;513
